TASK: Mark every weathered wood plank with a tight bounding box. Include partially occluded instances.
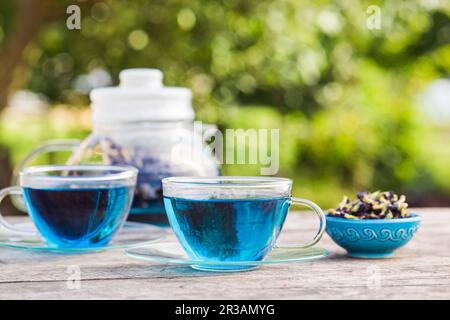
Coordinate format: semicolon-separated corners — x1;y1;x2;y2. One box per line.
0;209;449;299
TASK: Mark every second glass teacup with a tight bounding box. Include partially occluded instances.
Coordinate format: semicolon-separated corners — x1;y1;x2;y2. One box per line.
162;176;326;271
0;165;137;249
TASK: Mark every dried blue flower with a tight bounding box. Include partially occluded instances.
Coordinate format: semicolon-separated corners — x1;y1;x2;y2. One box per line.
328;191;410;219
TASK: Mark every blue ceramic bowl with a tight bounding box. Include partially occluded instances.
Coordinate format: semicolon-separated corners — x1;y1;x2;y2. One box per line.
326;213;421;258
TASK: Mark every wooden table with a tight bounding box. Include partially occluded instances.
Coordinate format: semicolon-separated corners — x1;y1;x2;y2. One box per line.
0;208;448;300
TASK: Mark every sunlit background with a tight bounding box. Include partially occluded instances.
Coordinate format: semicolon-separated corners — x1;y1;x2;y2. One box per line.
0;0;449;214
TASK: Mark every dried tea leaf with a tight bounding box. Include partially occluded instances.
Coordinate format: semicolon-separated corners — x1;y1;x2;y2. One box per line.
328;191;410;219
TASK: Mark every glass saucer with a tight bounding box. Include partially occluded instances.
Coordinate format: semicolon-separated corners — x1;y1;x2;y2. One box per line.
0;221;167;253
125;242;329;272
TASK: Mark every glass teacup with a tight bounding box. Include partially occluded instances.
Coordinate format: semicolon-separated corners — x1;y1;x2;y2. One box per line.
162;177;326;271
0;165;137;249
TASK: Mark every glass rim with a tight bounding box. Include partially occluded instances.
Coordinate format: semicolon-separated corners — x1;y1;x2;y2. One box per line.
19;165;138;185
162;176;293;188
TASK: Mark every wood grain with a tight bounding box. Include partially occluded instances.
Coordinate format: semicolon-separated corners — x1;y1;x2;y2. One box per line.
0;208;449;300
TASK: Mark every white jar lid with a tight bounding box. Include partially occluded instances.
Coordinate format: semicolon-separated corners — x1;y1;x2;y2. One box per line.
90;68;194;125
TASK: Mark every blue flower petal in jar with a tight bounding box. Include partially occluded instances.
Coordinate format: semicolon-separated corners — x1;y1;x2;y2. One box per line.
14;69;219;226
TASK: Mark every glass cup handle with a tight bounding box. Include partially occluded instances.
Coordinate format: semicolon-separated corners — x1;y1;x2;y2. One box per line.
276;197;326;249
0;186;40;239
10;139;83;211
12;139;82;185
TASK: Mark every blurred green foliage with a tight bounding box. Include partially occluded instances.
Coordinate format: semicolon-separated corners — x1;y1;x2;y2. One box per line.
0;0;449;207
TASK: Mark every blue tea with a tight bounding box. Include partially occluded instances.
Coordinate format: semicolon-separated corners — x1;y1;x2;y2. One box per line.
164;196;290;262
23;186;134;248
